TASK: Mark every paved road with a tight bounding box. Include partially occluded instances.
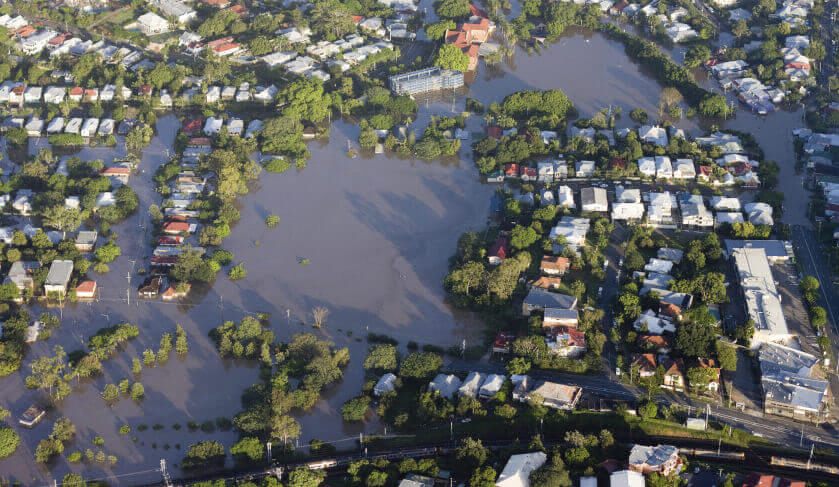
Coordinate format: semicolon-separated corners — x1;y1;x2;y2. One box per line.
445;356;839;450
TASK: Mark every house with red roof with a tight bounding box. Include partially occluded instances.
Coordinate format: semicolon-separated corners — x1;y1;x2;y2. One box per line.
443;6;494;71
503;163;520;178
182;117;204;134
520;166;537;181
662;358;685;392
492;332;516;353
75;280;97;300
547;326;586;357
488;236;509;265
68;86;84;102
632;354;658;378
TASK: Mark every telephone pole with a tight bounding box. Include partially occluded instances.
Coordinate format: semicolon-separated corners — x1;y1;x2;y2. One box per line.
126;271;131;306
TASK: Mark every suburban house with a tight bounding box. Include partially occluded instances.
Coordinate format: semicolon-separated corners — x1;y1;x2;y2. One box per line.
632;353;658;378
540;256;569;276
74;230;98;252
495;452;547;487
610;470;645;487
546;327;586;357
44;260;73;297
522;288;577;316
137;12;170;36
75;280;97;300
4;261;39;295
542;308;579;329
428;374;462;400
580;187;608;213
513;377;582;410
488;236;509;265
628;444;683;475
373;373;397;396
696;358;721;392
531;276;562;290
458;371;485;398
661;359;685;392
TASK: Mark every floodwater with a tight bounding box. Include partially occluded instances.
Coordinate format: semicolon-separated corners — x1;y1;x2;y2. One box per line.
0;27;810;485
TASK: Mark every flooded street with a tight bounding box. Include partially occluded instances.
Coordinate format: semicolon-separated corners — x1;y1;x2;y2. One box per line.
0;25;812;485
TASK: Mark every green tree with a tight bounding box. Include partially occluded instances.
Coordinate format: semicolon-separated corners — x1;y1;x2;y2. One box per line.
42;206;82;236
341;396;371;422
183;440;226;469
436;0;472;19
715;340;737;372
434;44;470;72
288;467;325;487
25;345;71;402
470;466;497;487
506;357;531;375
277;79;332;123
0;427;20;459
510;225;539;250
638;400;658;419
698;94;733;118
230;437;263;463
265;215;280;228
426;20;456;40
399;352;442;379
363;344;399;372
675;322;714;358
530;452;572;487
456;437;488;470
684;45;711;68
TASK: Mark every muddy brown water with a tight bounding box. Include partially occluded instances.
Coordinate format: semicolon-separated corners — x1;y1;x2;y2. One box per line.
0;27;809;485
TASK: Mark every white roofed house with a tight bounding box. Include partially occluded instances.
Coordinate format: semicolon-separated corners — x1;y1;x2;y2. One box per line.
428;374;462;400
745;202;774;226
253;84;278;103
24;117;44;136
153;0;197;25
639;125;668;146
612;201;645;222
637;157;656;178
710;196;742;212
80;118;100;137
226;118;244;136
556;185;575;208
23;86;42;104
678;194;713;228
654;156;673;179
20;29;57;55
672;159;695;179
137;12;171;36
633;309;676;335
44;260;73;297
610;470;645;487
43;86;66;104
575;160;595;178
646;192;675;226
580;187;608;213
540;189;555;206
206;86;221;104
458;371;485;398
479;374;506;399
495;452;547;487
97;119;115;136
64;117;82;134
537;161;555;182
373;373;397;396
204;116;223;135
46;117;65;134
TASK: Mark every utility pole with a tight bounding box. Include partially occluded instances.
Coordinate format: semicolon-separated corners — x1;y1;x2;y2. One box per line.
266;441;272;462
807;443;814;469
705;404;710;430
800;425;804;447
126;271;131;306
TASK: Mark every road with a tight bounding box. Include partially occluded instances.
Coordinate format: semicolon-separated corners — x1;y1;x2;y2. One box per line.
446;356;839;450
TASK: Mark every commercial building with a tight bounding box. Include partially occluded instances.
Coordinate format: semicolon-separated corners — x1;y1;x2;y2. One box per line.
389;67;464;96
731;248;791;349
759;342;830;423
